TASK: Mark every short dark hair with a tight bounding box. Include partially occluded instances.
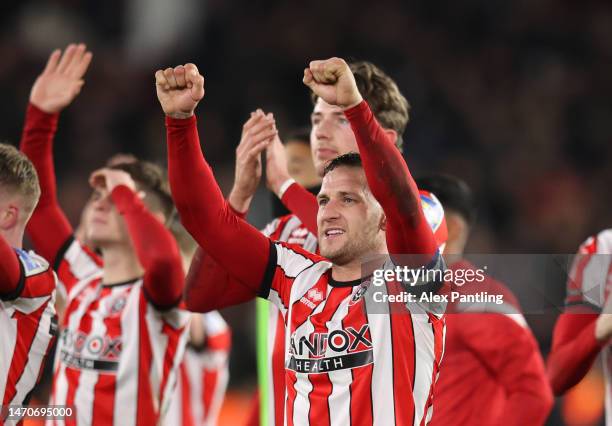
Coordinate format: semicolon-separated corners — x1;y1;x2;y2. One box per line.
416;174;476;225
310;60;409;152
323;152;362;176
110;161;174;220
0;143;40;214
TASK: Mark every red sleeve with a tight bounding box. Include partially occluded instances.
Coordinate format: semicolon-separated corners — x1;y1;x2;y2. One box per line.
19;103;73;264
280;182;318;235
184;246;257;312
165;115;272;292
111;185;184;308
344;101;437;261
0;234;22;298
457;313;554;425
547;308;604;395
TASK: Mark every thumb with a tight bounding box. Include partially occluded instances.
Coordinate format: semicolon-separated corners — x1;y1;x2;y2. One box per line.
302;68;316;89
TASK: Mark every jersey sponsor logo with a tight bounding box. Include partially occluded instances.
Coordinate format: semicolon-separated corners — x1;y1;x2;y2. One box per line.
287;349;374;374
59;329;122;372
289;324;372;358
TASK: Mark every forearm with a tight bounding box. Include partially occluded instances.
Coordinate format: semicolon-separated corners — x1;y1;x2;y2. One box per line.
344;101;436;257
280;181;318;235
165;115;271;288
111;185;184;307
184;246;257;312
0;235;21;297
20;103;73;262
547;313;604;394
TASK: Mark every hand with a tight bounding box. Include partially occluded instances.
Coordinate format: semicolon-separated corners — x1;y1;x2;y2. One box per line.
302;57;363;109
155;63;205;119
265;134;291;197
89;168;138;194
30;43;93;113
227;110;277;213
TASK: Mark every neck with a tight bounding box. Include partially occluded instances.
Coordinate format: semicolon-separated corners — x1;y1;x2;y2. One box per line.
331;245;388;282
1;227;24;249
100;244;144;284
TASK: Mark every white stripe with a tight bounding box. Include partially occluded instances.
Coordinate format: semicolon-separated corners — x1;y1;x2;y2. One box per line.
327;293;353;426
113;284;142;425
411;313;436;426
11;296;55;406
275;244;316;278
0;305;17;404
365;283;395;426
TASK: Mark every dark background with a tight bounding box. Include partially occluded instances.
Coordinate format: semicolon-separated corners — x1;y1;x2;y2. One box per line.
1;1;611;424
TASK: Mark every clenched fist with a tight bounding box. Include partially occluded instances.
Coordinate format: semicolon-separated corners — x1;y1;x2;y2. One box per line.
30;43;92;113
155;63;204;119
302;58;363;109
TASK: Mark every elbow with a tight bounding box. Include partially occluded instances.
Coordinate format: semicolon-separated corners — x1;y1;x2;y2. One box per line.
146;257;184;304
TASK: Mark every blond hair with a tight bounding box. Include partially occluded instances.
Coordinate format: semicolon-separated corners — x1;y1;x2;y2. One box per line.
0;143;41;215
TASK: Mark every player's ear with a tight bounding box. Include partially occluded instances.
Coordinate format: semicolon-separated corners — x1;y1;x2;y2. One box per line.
0;204;19;231
378;212;387;232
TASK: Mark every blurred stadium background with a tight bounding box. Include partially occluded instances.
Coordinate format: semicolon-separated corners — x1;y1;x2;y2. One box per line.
1;0;611;424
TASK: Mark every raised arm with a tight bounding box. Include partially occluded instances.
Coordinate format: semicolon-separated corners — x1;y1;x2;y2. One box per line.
303;58;437;259
156;63;273;291
20;44;92;263
0;234;22;298
547;308;602;394
90;168;185;307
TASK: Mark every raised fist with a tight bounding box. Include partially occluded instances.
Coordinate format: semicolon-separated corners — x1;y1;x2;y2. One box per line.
302;57;362;109
155;63;204;119
30;43;93;113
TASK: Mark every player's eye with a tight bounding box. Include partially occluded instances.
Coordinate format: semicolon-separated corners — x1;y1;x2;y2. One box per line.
338;117;349;125
318;198;328;206
311;117;321;126
343;197;355;204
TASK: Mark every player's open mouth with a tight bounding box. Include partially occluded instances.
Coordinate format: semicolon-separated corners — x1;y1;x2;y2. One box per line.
324;228;345;239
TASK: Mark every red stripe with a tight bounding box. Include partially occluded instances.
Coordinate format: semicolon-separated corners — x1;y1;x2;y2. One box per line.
91;375;116;426
91;288;125;426
308;287;351;426
159;319;183;410
56;258;80;295
420;314;445;426
344;295;373;426
3;300;49;406
136;293;156;426
64;368;81;426
206;330;231;351
272;311;286;426
388;281;415;426
202;367;219;419
179;363;194;426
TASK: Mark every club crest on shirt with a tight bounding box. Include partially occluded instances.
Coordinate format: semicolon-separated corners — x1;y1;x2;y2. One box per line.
349;280;371;306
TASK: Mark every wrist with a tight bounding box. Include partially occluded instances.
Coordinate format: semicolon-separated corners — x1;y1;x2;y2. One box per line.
344;94;364;111
228;189;253;215
277;178;296;200
167;111;194;120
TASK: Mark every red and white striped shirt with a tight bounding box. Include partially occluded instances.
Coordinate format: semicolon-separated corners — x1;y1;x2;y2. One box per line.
1;249;57;423
48;239;190;426
258;214;318;426
260;241;446;426
166;311;231;426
